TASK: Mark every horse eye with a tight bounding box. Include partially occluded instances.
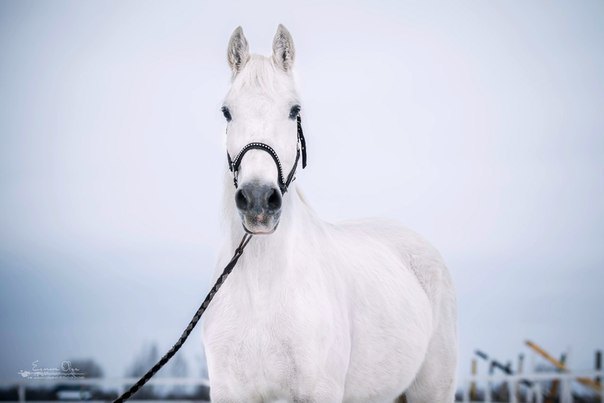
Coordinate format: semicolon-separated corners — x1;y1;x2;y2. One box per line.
221;106;232;122
289;105;301;120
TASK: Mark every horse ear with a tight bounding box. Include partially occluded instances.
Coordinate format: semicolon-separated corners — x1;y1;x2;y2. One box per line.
227;26;249;75
272;24;295;72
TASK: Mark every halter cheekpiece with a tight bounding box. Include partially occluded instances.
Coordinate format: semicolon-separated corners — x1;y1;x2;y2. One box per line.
227;114;307;194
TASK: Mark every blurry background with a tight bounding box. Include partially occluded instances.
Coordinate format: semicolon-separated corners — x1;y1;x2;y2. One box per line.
1;0;603;384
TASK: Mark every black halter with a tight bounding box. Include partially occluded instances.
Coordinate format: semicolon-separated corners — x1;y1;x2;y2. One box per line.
227;115;307;194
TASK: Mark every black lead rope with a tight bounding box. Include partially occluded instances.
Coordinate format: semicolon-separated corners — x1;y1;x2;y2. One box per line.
113;233;253;403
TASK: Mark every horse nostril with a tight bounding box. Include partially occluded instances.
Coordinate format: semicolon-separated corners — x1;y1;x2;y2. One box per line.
235;189;249;211
267;188;282;211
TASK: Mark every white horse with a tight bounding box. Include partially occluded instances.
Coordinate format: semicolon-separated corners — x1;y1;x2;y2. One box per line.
202;25;457;403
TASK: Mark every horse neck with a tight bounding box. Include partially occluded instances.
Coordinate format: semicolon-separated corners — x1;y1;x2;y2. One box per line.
222;174;319;274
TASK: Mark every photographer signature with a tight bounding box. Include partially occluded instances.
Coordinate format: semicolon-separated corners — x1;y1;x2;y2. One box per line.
18;360;85;379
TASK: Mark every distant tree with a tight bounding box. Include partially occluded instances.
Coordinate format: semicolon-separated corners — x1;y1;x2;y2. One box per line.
193;349;210;401
167;355;189;396
125;343;159;398
199;346;209;379
125;343;159;377
66;358;104;378
168;354;188;378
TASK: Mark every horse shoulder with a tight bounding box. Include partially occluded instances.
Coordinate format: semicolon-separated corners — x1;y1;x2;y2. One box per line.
335;218;453;310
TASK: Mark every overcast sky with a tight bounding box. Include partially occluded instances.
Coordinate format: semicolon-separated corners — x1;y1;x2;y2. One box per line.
1;0;603;382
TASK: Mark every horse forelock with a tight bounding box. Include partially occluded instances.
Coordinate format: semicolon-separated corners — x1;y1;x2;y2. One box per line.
226;54;298;103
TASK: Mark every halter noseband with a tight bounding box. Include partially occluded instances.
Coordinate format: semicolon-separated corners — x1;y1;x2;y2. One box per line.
227;115;307;194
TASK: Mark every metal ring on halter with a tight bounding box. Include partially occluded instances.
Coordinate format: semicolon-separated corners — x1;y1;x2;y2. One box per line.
227;114;307;194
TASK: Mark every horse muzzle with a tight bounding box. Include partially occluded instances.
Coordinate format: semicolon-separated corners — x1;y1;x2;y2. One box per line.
235;182;282;234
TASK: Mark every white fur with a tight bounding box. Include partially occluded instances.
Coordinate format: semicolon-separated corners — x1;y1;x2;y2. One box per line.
202;26;457;403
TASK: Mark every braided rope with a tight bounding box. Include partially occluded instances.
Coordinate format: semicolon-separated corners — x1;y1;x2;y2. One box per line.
113;233;253;403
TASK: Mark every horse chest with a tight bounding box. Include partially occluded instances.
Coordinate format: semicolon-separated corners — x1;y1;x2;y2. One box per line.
204;268;343;388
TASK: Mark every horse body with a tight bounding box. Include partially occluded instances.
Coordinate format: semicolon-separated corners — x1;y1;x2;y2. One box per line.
202;25;457;403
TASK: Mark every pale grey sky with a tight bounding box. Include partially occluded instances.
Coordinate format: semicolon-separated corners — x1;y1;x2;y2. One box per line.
1;0;603;381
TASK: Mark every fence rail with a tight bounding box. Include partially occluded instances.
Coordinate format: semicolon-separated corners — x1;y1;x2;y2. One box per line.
457;370;603;403
0;377;210;403
1;371;602;402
